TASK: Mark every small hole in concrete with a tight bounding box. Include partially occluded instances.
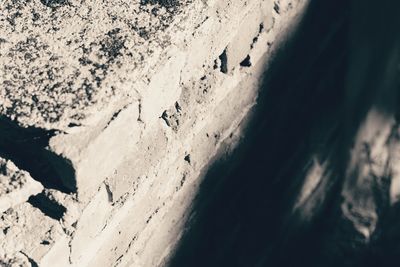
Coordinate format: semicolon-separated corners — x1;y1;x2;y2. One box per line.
219;49;228;74
184;154;191;164
240;55;252;67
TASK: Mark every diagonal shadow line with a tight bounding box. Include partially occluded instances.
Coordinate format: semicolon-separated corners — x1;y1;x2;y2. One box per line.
168;0;351;266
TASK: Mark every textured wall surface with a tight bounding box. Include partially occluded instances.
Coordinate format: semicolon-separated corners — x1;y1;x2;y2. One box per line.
0;0;308;266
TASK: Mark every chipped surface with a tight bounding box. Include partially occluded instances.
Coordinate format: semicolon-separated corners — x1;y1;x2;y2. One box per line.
0;0;308;266
0;0;199;130
0;202;64;264
0;158;43;213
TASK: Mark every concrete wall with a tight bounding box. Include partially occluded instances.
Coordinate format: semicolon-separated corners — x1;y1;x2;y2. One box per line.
0;0;308;266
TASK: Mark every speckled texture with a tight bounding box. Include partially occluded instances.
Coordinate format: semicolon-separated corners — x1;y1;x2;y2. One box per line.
0;251;31;267
0;158;27;194
0;0;309;265
0;157;44;213
0;0;195;130
0;202;64;264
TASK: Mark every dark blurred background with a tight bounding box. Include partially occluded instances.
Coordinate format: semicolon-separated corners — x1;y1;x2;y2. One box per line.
169;0;400;266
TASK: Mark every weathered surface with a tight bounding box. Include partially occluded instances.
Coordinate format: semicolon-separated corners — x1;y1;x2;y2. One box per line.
0;158;43;213
0;0;195;131
0;0;308;266
0;202;65;265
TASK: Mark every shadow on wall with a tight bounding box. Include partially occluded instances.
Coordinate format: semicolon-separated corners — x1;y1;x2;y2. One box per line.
0;116;76;193
169;0;400;266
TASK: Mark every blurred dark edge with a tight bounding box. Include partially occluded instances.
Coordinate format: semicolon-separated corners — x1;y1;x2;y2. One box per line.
169;0;400;266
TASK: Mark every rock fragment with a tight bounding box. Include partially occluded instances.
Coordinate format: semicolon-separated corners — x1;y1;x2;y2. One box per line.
0;202;64;264
0;158;43;213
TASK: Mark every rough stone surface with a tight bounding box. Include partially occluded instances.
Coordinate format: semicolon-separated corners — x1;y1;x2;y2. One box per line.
0;0;195;130
0;158;43;213
0;0;308;266
0;202;65;265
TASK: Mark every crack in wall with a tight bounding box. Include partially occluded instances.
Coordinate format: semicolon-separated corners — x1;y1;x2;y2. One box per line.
219;49;228;74
103;104;130;131
19;251;39;267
